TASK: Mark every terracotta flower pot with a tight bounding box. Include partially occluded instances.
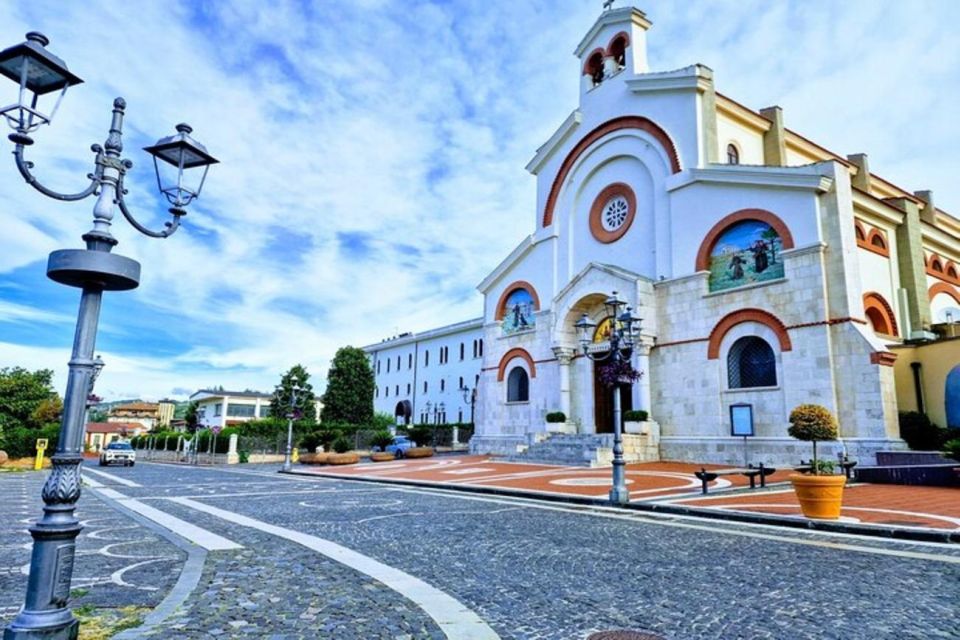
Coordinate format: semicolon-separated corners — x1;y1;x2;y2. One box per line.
299;452;329;465
405;447;434;458
370;452;396;462
789;473;846;519
327;453;359;465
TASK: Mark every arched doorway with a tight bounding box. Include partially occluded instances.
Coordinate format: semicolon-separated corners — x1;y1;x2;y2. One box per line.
946;366;960;429
590;316;633;433
394;400;412;425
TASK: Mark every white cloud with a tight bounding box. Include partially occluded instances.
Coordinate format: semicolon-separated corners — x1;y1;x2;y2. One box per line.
1;0;957;400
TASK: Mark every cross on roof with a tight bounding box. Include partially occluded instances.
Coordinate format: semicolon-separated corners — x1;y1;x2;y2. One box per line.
603;0;615;10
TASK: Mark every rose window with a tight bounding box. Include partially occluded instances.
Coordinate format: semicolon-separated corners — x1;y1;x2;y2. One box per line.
601;196;629;231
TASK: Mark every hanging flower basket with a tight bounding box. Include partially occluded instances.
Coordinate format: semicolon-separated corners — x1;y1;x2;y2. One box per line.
598;360;643;388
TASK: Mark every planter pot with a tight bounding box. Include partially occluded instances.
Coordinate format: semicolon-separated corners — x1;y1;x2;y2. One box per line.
327;453;359;465
299;452;329;465
624;421;643;434
370;452;396;462
789;473;846;519
405;447;434;458
546;421;575;434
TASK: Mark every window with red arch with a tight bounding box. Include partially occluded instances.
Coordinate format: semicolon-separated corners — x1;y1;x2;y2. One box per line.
583;48;605;86
948;264;959;281
863;292;899;338
699;214;790;293
607;34;628;70
496;282;540;336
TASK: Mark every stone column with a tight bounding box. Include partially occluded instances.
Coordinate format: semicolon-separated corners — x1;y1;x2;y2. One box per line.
553;346;574;427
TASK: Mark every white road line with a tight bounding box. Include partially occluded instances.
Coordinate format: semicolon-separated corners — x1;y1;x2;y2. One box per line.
82;466;142;487
93;488;242;551
170;497;500;640
82;474;106;488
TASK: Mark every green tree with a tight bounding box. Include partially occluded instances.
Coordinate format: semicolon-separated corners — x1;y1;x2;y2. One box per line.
271;364;318;423
321;347;374;426
184;401;201;432
0;367;61;432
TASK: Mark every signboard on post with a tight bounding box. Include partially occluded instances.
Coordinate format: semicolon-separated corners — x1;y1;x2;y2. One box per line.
211;425;222;435
730;404;754;468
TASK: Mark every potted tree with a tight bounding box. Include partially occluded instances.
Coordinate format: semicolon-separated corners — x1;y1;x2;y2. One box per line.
369;430;397;462
405;426;435;458
545;411;571;433
327;436;359;465
788;404;845;519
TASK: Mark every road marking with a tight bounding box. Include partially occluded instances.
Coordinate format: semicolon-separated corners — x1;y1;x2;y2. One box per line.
170;497;500;640
93;488;241;551
82;466;142;487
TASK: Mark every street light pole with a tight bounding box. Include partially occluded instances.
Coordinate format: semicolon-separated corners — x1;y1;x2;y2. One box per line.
282;382;302;472
575;291;642;506
0;32;217;640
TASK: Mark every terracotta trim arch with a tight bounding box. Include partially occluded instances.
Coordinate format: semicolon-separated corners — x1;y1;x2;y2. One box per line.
605;31;630;57
542;116;682;228
946;262;958;280
929;282;960;304
582;47;606;75
496;348;537;382
695;209;795;272
864;228;890;257
927;253;944;273
863;292;899;337
494;281;541;321
706;308;792;360
854;219;867;242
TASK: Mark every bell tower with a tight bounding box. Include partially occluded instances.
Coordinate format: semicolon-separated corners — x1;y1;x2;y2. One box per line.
574;4;652;95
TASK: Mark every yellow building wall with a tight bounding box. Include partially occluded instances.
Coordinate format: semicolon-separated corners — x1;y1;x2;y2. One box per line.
892;337;960;429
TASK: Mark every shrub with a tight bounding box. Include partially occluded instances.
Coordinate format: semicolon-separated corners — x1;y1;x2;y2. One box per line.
317;428;340;450
1;425;59;458
788;404;838;475
623;410;648;422
545;411;567;423
299;431;322;452
370;430;394;452
332;436;351;454
407;426;433;447
943;438;960;462
898;412;948;451
238;449;250;464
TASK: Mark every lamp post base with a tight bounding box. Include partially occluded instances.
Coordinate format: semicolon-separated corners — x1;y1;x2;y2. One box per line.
609;485;630;505
4;618;79;640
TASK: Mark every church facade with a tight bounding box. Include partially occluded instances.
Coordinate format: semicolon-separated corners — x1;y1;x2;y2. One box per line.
467;5;960;466
369;6;960;466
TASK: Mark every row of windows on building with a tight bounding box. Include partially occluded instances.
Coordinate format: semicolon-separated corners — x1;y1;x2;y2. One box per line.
376;339;484;376
207;403;269;418
376;374;481;400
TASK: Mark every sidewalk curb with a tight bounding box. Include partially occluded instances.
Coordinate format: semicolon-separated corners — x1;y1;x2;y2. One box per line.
281;469;960;544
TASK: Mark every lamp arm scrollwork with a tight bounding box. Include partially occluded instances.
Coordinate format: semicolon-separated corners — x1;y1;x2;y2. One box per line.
11;141;102;202
115;171;182;239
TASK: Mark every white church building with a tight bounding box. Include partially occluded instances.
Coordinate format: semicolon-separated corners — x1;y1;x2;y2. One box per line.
367;5;960;466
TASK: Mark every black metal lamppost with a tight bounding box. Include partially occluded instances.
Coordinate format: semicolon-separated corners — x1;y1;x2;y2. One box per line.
281;381;303;472
0;32;217;640
574;291;641;505
460;385;477;426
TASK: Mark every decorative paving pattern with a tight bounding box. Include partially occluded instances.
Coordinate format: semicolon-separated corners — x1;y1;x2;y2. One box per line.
0;470;185;632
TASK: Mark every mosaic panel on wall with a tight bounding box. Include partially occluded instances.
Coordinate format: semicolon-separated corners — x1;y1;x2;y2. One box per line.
708;220;784;292
502;288;535;335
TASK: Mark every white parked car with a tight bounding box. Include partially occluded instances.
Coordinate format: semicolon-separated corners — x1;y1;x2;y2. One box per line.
99;441;136;467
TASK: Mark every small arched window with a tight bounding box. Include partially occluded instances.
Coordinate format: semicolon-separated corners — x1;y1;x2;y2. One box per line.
440;379;445;392
585;50;604;86
726;144;740;165
507;367;529;402
855;224;866;242
948;265;959;280
870;233;886;250
460;343;465;360
385;386;389;397
931;258;944;273
386;359;390;373
479;339;484;357
727;336;776;389
609;36;627;69
425;350;429;366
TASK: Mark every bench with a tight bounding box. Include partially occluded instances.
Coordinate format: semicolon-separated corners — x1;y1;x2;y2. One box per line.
694;463;777;495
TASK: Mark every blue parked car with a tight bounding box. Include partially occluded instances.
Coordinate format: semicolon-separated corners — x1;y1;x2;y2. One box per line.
384;435;413;458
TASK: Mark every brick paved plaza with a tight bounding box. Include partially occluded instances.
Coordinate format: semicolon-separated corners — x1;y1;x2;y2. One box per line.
2;461;958;639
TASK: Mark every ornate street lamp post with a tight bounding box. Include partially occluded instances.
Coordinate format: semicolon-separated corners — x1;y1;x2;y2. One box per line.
460;385;477;446
575;291;642;505
0;32;217;640
281;382;303;472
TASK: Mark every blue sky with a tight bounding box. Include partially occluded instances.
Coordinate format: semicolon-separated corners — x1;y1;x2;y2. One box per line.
1;0;958;400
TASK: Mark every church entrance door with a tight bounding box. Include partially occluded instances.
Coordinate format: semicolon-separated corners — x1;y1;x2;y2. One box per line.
593;360;633;433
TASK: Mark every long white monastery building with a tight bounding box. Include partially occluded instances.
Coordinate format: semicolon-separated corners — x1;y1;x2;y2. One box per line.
367;5;960;466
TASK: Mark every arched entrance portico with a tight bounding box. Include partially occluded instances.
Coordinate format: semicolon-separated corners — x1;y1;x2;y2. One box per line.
394;400;412;425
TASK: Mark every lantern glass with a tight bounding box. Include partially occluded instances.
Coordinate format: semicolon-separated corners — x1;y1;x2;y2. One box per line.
143;123;219;209
574;313;596;348
0;32;82;133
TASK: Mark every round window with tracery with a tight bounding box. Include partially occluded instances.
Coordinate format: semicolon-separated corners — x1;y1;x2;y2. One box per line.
589;183;636;243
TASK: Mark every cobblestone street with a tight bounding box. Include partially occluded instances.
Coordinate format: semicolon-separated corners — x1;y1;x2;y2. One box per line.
2;462;958;639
